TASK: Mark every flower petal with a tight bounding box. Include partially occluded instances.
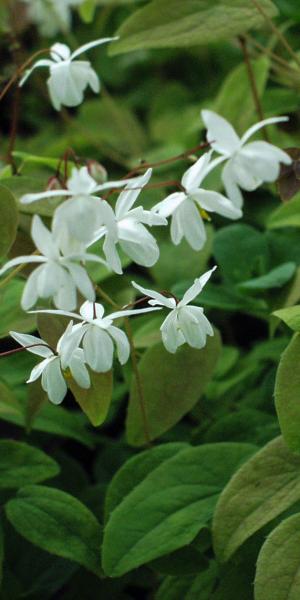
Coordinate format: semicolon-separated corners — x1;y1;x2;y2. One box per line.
107;325;130;365
179;266;217;307
181;151;212;190
174;199;206;251
131;281;176;309
27;358;51;383
221;161;244;209
193;189;242;219
240;116;289;145
160;311;184;354
83;326;114;372
10;331;52;357
65;262;95;301
153;192;185;218
42;357;67;404
201;110;240;155
31;215;59;259
70;37;119;60
69;348;91;389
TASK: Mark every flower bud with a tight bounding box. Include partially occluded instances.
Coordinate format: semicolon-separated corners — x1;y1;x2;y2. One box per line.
46;176;62;191
87;160;107;184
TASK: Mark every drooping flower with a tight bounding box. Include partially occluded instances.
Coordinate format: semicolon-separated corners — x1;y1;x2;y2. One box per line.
153;152;241;251
32;300;161;372
10;323;90;405
132;266;217;353
201;110;292;208
22;0;84;37
93;169;167;274
19;38;118;110
20;166;133;253
0;216;106;310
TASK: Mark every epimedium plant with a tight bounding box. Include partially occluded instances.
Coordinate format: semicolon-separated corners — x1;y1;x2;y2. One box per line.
1;0;300;598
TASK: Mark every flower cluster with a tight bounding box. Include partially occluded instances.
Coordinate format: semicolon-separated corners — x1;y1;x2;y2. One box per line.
2;39;292;406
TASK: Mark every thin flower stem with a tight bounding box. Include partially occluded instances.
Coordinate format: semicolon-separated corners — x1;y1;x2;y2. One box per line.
239;36;269;142
124;317;152;448
0;48;50;103
251;0;300;69
95;285;119;309
245;33;299;74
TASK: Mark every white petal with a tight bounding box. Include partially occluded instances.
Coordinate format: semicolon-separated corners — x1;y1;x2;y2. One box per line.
65;262;95;301
110;306;162;320
50;43;71;61
179;266;217;307
19;59;53;87
83;326;114;372
27;358;51;383
175;199;206;251
21;189;69;204
177;307;209;349
221;161;244;209
37;263;64;299
201;110;240;155
103;236;122;274
0;255;45;277
67;166;97;195
10;331;52;357
193;189;242;219
53;270;77;310
131;281;176;309
69;349;91;389
181;151;212;190
21;266;44;310
115;169;152;219
107;325;130;365
230;153;262;191
31;215;59;259
70;37;119;60
239;141;292;182
153;192;186;218
57;323;87;370
160;311;184;354
240;116;289;145
42;357;67;405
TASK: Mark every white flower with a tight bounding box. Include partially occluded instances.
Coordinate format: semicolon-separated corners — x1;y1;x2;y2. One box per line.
0;215;106;311
10;323;90;405
32;300;161;372
201;110;292;208
20;166;134;253
23;0;84;37
132;266;216;353
19;38;118;110
94;169;167;274
153;151;241;251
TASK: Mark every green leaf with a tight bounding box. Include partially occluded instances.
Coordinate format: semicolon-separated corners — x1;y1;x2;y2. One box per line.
213;436;300;563
78;0;96;22
126;333;222;446
0;279;36;338
0;440;59;488
69;370;113;427
273;305;300;331
109;0;278;55
156;562;218;600
267;194;300;229
2;176;62;217
238;262;296;291
212;57;270;135
0;517;4;588
213;224;270;284
275;334;300;451
5;485;102;576
102;442;255;576
0;184;18;257
254;513;300;600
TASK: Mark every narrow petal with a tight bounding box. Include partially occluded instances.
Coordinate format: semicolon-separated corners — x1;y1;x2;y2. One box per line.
10;331;52;358
42;357;67;405
201;110;240;155
110;306;162;320
21;267;44;310
65;262;95;301
107;326;130;365
115;169;152;218
83;326;114;372
53;270;77;310
103;236;122;274
153;192;186;218
222;160;244;209
175;199;206;251
131;281;176;309
160;311;184;354
69;349;91;389
21;189;69;205
181;151;212;190
27;358;51;383
193;189;242;220
240;116;289;145
179;266;217;307
19;59;53;87
58;323;87;370
0;255;45;277
70;37;119;60
31;215;59;259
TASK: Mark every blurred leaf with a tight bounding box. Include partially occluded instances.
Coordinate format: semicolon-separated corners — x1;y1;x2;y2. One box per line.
273;305;300;330
0;440;59;488
126;333;222;446
156;562;218;600
102;442;255;576
277;148;300;201
2;176;62;217
255;513;300;600
268;193;300;229
213;436;300;562
6;485;102;576
78;0;96;22
37;313;70;348
109;0;278;54
238;262;296;291
70;370;113;427
0;185;18;257
0;279;36;338
275;333;300;451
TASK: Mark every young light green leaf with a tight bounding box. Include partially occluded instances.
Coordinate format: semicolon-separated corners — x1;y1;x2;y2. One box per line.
268;194;300;229
109;0;278;55
255;513;300;600
275;334;300;451
0;184;18;257
213;436;300;563
238;262;296;291
0;279;36;338
5;485;102;576
273;305;300;331
0;440;59;488
102;442;255;576
126;334;222;446
69;370;113;427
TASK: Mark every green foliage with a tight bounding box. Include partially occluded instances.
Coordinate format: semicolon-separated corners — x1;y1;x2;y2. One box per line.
0;185;18;257
213;437;300;562
126;333;222;445
254;513;300;600
274;334;300;451
70;370;113;426
102;442;255;576
5;485;102;576
109;0;278;54
0;440;59;488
